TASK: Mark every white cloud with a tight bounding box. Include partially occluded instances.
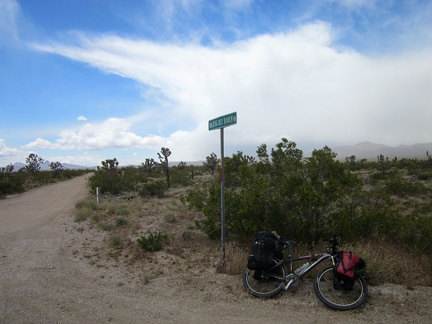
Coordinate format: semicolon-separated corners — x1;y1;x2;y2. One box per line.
21;138;64;150
221;0;254;10
0;0;19;44
330;0;377;9
21;118;166;151
0;138;21;156
77;115;87;121
0;138;25;166
30;22;432;160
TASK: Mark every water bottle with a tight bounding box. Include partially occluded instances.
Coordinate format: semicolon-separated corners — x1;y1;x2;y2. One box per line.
294;262;310;275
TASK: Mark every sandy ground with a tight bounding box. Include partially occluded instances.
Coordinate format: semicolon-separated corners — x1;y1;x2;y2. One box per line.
1;174;432;324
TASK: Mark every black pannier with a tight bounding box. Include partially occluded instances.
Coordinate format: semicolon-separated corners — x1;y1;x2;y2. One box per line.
247;232;283;270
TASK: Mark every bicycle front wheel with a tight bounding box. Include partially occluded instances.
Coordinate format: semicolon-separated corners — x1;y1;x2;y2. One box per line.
314;265;368;310
242;261;287;298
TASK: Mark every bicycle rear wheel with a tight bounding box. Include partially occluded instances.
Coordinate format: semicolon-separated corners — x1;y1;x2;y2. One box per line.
314;265;368;310
242;260;287;298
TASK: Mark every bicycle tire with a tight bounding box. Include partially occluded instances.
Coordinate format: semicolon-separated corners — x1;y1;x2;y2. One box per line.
313;265;368;310
242;260;287;298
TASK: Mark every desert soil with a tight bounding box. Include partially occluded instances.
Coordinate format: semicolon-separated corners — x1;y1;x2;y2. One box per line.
1;174;432;324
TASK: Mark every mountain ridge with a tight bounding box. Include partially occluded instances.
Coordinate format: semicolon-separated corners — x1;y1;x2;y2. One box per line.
333;141;432;160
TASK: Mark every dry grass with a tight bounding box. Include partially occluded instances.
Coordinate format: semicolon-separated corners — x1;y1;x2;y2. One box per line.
219;242;248;275
217;238;432;287
346;240;432;287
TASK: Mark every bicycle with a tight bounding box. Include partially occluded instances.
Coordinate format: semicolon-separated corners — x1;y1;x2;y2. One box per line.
242;236;368;310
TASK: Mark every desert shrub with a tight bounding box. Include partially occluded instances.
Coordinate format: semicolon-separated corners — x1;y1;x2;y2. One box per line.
180;185;208;210
170;167;191;187
75;197;99;211
137;231;167;252
100;223;115;231
384;178;428;197
74;207;93;222
136;181;167;198
0;171;29;196
108;233;122;247
88;160;150;194
187;140;363;243
165;213;176;223
184;139;432;253
109;204;129;216
141;275;155;285
116;217;128;227
417;173;432;181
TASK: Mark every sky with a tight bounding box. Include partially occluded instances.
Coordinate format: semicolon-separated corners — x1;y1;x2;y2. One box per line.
1;0;432;167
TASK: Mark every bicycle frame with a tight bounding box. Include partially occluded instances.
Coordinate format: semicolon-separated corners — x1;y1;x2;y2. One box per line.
283;253;333;290
269;240;337;290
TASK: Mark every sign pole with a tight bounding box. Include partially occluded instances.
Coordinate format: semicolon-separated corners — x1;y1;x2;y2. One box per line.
220;127;225;264
208;112;237;265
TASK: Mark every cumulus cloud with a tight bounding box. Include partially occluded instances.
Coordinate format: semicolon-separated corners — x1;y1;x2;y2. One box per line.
0;138;25;166
21;118;171;151
30;22;432;160
0;138;21;156
77;115;87;121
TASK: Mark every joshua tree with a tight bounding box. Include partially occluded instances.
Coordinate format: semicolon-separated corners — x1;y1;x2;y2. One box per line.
158;147;171;188
203;152;219;175
49;161;64;177
25;153;44;173
140;158;158;174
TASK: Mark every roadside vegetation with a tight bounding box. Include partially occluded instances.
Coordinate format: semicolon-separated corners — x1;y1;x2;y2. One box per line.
71;141;432;287
0;153;91;198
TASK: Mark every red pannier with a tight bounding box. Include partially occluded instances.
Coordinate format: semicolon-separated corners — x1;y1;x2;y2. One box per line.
336;252;365;278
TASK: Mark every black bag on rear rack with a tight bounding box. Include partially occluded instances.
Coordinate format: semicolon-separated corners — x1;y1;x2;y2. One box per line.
247;232;283;270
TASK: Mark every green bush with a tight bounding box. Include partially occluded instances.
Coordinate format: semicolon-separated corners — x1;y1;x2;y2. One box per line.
170;167;191;187
136;181;167;198
384;178;428;197
180;185;208;210
108;233;122;247
109;204;129;216
183;139;432;252
100;223;115;231
137;231;166;252
116;217;128;226
0;174;25;196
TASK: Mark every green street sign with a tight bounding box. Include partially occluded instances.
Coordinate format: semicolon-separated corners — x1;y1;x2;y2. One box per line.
208;111;238;264
208;112;237;131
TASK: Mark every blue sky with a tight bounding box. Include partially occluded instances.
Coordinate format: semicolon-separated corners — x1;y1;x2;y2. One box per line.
1;0;432;167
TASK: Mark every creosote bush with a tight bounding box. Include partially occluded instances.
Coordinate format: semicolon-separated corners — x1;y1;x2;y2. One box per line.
137;232;167;252
183;139;432;254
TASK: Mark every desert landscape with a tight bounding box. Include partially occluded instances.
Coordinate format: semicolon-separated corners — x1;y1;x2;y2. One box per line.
1;175;432;323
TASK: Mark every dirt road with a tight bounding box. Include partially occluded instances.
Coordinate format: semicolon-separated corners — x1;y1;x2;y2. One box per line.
1;175;431;323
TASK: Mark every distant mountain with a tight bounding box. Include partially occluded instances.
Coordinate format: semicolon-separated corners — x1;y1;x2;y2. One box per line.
333;142;432;160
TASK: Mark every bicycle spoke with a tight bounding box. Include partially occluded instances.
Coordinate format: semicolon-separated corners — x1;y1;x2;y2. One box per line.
242;262;286;298
314;265;367;310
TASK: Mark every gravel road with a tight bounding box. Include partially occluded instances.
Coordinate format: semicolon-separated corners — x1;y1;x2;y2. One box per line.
1;175;431;323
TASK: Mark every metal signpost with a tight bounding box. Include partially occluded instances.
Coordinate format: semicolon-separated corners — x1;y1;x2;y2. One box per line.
208;112;237;264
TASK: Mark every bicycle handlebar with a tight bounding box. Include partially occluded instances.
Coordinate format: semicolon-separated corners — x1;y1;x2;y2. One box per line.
280;234;340;255
327;234;340;255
